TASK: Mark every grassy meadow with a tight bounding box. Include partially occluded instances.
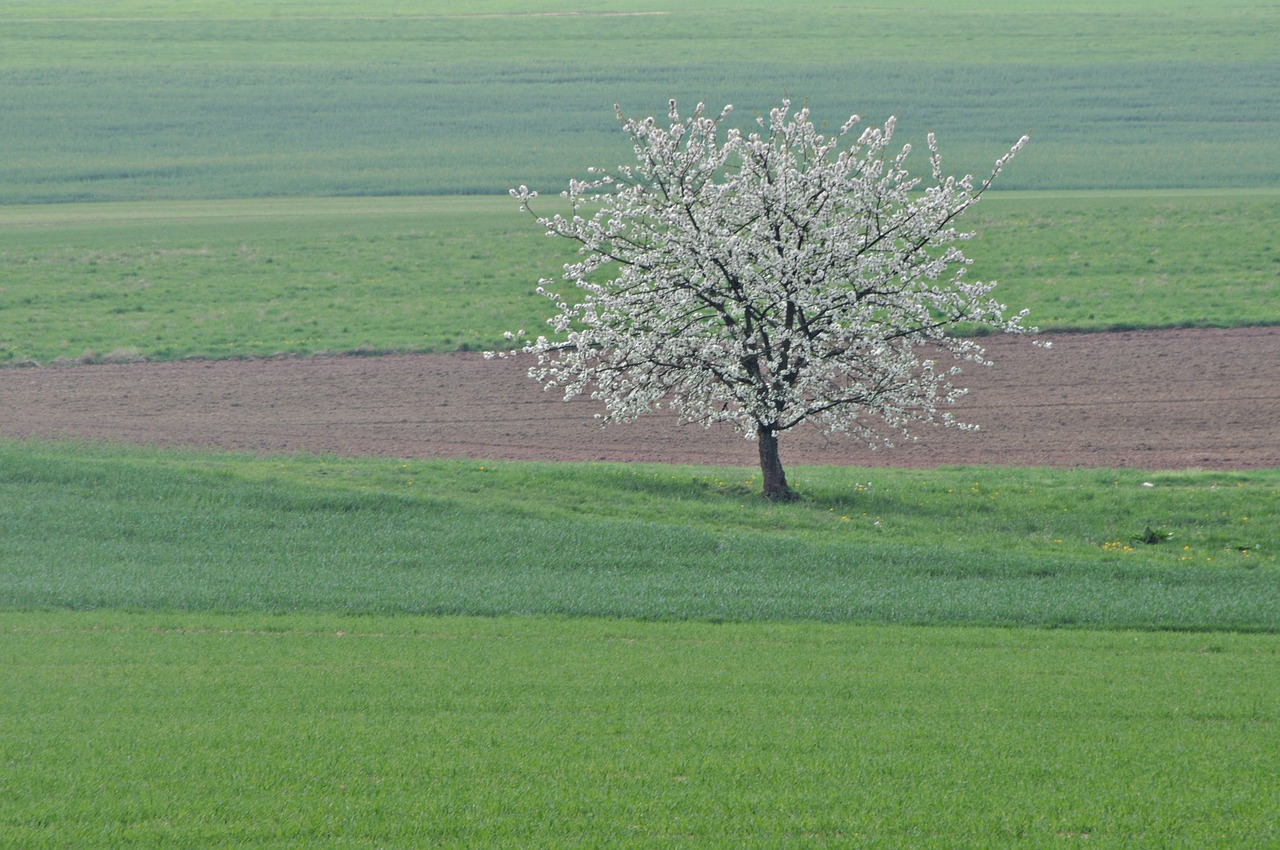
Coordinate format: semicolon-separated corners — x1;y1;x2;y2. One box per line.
2;190;1278;365
2;441;1275;627
1;0;1279;202
0;196;566;363
4;611;1276;848
2;441;1278;845
3;0;1279;845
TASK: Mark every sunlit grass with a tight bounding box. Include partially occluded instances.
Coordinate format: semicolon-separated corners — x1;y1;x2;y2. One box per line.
965;190;1280;332
2;610;1276;848
0;196;572;363
1;190;1276;365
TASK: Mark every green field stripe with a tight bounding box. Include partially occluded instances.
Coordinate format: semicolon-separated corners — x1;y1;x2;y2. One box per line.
2;609;1276;847
2;442;1275;630
1;190;1277;366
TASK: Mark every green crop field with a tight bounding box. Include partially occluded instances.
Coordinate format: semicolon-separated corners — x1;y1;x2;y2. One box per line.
3;1;1279;846
964;190;1280;332
0;196;567;363
2;441;1275;626
2;0;1277;365
4;611;1277;848
1;441;1278;846
2;190;1278;365
1;0;1278;202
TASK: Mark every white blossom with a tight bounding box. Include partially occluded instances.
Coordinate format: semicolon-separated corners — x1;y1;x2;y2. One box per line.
495;100;1035;498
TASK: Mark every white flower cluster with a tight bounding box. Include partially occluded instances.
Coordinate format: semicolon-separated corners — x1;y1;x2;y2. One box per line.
499;100;1032;491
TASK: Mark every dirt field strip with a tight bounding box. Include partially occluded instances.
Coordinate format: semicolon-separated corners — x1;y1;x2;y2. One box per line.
0;327;1275;470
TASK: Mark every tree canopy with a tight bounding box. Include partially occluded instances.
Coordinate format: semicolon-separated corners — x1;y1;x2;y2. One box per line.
498;100;1037;499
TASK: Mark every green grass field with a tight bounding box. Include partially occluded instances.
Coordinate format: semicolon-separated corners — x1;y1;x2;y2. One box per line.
1;0;1278;202
4;611;1276;848
1;441;1278;846
2;441;1275;627
0;196;566;363
3;190;1277;365
2;1;1279;845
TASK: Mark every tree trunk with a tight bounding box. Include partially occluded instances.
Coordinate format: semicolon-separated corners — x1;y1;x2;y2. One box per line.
756;423;794;501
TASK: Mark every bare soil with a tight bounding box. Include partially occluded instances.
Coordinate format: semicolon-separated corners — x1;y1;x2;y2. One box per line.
1;327;1276;470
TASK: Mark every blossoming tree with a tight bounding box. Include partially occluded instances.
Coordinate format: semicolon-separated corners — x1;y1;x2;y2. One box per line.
501;100;1034;499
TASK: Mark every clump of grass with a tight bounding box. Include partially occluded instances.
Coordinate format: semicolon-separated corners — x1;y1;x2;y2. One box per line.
1134;525;1174;544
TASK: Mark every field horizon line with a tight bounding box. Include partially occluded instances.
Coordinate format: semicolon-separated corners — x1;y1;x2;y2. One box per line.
4;186;1280;228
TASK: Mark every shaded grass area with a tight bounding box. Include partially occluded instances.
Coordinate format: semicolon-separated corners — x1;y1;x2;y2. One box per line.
2;610;1276;848
1;440;1274;630
1;191;1276;366
1;0;1278;202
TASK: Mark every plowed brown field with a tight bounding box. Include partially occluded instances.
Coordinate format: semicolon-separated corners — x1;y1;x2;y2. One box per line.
2;327;1276;470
